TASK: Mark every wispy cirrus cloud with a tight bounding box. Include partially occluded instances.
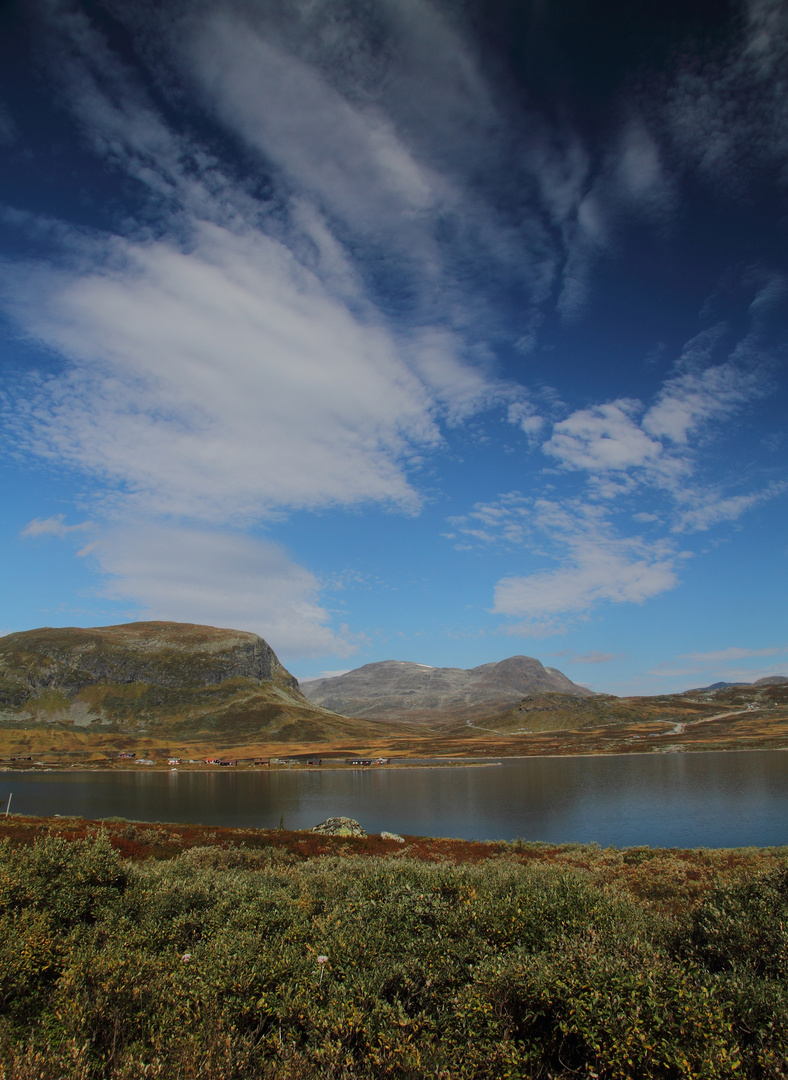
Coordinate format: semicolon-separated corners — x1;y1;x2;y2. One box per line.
662;0;788;197
493;529;679;634
556;115;675;319
672;480;788;533
20;514;92;538
649;642;788;686
679;645;788;663
2;0;529;531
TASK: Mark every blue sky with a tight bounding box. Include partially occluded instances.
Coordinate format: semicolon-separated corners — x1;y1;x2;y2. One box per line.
1;0;786;695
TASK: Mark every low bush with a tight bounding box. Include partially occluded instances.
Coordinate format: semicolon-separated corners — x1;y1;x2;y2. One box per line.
0;833;786;1078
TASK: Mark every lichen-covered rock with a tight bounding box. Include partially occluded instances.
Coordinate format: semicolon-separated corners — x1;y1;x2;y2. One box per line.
381;831;405;843
311;817;367;837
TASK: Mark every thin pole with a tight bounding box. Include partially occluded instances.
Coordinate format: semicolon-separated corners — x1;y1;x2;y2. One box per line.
4;793;11;816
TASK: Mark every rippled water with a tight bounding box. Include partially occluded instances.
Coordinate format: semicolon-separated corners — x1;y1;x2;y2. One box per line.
3;750;788;848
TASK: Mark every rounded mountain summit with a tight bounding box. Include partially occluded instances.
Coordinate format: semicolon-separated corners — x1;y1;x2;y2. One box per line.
299;656;594;725
0;621;374;742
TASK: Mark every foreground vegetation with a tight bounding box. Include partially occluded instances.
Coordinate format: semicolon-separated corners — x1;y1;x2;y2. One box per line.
1;820;787;1079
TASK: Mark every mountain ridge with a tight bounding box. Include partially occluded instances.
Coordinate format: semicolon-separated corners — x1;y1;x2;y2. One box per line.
688;676;787;692
300;654;594;725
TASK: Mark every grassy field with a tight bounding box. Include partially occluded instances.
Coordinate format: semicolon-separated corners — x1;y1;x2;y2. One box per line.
1;816;787;1078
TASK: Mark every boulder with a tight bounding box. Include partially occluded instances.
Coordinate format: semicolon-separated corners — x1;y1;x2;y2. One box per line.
311;817;367;837
380;831;405;843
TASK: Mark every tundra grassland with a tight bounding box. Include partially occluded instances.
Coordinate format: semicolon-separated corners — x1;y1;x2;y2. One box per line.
0;817;787;1079
1;684;786;767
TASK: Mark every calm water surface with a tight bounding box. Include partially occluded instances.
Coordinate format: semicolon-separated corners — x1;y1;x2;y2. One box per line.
2;751;788;848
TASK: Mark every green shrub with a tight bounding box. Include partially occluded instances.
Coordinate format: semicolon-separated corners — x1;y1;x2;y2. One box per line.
0;834;127;928
1;838;787;1078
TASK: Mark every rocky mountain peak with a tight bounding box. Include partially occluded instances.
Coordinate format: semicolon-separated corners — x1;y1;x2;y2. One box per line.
300;653;593;724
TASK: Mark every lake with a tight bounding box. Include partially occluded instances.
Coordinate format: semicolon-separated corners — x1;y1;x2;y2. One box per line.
3;750;788;848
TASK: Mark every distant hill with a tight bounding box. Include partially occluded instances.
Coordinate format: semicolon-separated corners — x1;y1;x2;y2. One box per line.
689;676;787;692
0;622;393;745
300;655;594;725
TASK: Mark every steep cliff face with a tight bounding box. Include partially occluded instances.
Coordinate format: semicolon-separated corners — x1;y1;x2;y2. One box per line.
0;622;381;742
0;622;298;706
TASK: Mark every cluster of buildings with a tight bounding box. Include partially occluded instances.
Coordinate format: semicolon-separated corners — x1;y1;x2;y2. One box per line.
114;753;392;767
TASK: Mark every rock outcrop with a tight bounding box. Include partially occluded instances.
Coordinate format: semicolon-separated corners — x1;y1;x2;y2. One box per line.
311;817;367;837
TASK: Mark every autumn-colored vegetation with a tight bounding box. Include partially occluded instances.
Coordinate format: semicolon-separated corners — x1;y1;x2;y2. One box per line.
0;816;787;1078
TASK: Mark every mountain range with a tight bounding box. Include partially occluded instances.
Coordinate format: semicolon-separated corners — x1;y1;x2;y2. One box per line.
691;677;788;691
1;622;785;760
300;656;593;726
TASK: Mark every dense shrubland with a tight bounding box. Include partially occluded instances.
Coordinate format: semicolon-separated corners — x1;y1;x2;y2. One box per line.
0;832;787;1079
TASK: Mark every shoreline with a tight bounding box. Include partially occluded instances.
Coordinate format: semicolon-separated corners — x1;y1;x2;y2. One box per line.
2;743;788;775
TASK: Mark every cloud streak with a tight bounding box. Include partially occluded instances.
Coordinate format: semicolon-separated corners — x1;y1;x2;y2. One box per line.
20;515;92;539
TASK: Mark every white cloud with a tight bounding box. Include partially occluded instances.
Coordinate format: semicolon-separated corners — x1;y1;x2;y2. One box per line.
649;639;788;686
467;497;682;632
448;492;531;548
543;399;662;472
672;481;788;533
20;514;92;538
540;289;782;529
188;16;440;238
662;0;788;196
89;523;356;659
552;115;672;319
493;533;678;624
0;1;529;532
643;362;764;444
614;120;670;207
177;2;559;333
507;401;545;443
4;223;472;522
